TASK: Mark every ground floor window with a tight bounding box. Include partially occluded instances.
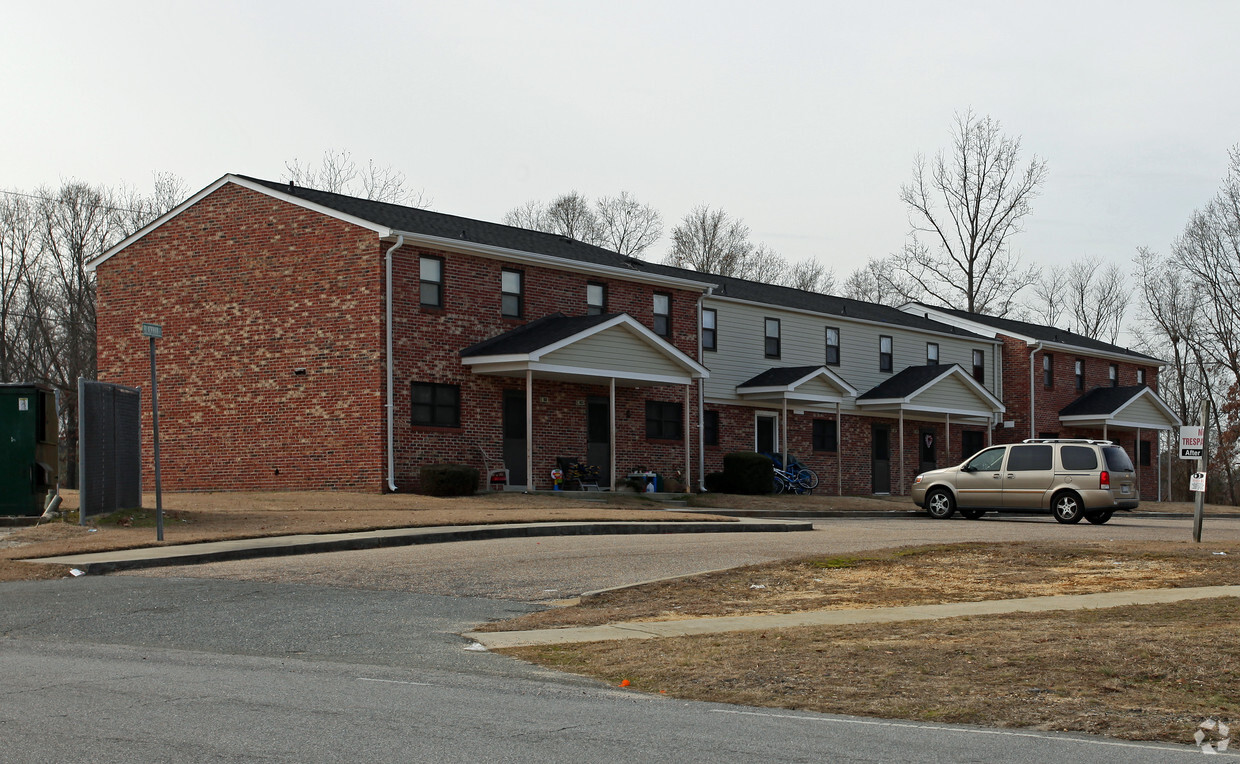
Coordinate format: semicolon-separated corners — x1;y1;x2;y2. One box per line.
645;401;683;440
703;410;719;446
812;419;837;451
1140;440;1152;466
411;382;460;427
961;430;985;461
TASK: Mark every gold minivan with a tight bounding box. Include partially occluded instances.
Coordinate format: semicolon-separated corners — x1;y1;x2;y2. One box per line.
911;439;1139;524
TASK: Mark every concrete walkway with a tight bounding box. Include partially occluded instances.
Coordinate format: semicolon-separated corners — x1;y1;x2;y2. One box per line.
464;584;1240;649
22;517;812;574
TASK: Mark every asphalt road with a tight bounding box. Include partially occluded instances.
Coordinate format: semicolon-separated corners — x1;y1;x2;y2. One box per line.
3;514;1233;762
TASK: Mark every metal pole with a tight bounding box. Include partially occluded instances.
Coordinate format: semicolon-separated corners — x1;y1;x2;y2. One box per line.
1194;399;1208;543
149;336;164;541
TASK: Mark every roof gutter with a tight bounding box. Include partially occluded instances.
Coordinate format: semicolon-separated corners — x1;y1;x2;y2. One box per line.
385;234;404;492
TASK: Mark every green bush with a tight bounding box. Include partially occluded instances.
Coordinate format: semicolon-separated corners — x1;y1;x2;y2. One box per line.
419;463;480;496
723;451;774;495
703;472;731;493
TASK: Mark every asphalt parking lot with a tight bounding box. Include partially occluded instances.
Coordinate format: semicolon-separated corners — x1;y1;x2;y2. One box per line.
124;514;1240;601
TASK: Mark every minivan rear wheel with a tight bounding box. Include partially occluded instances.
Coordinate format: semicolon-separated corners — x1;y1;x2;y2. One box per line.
926;489;955;519
1052;492;1085;524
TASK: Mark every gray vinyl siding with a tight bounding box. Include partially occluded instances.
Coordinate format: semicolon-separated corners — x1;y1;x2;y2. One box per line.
906;374;993;414
702;297;996;409
1116;395;1171;425
543;328;687;377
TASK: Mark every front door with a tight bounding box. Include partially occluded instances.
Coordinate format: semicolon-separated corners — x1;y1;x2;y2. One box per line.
756;413;778;456
502;390;527;487
919;428;937;474
586;397;610;487
872;424;891;494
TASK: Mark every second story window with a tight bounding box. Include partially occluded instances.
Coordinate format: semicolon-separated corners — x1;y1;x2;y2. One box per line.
702;308;717;351
1137;368;1146;385
879;336;893;373
825;327;840;366
972;349;985;384
586;282;606;315
927;343;939;365
1043;353;1054;389
501;269;523;317
1075;359;1085;391
765;318;781;358
420;256;443;308
1109;363;1119;387
653;293;671;336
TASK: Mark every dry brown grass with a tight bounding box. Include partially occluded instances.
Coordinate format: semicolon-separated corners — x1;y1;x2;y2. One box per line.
478;540;1240;632
506;598;1240;743
0;489;725;582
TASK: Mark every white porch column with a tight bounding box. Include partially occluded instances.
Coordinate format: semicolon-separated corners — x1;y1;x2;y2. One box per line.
836;402;843;496
781;397;789;467
610;377;617;492
526;369;534;491
683;384;692;491
945;413;952;466
898;409;905;496
1136;426;1142;497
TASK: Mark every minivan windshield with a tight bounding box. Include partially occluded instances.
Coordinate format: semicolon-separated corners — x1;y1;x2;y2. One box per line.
1103;446;1135;472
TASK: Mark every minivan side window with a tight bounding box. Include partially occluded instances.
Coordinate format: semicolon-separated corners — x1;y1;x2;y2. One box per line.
1060;445;1098;471
1103;446;1135;472
1007;445;1053;471
966;447;1006;472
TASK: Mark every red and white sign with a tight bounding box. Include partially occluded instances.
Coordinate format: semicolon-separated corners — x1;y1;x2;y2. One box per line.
1180;426;1205;460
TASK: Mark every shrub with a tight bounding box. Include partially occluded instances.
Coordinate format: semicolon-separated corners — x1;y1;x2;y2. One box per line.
723;451;774;495
419;463;480;496
703;472;731;493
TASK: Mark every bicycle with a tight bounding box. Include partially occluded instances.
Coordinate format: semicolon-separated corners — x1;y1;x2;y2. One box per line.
765;453;818;495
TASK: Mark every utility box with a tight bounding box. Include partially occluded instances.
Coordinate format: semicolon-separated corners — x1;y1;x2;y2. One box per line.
0;384;58;516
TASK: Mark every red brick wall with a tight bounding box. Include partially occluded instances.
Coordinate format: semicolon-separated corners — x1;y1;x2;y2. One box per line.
388;243;703;491
96;183;386;491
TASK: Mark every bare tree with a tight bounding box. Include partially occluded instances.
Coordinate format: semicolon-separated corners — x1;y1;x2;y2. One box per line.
783;257;836;294
595;192;663;257
284;149;430;207
1065;256;1129;343
894;110;1048;315
543;192;600;243
665;205;755;276
841;256;914;307
1027;265;1067;328
0;193;38;382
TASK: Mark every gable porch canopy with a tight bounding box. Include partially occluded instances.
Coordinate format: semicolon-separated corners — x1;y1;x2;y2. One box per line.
460;312;708;386
856;363;1005;423
1059;385;1182;433
736;365;857;404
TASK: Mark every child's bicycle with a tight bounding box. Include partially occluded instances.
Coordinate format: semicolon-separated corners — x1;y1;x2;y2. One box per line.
764;453;819;495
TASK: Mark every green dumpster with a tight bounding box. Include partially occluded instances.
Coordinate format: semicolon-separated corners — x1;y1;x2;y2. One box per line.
0;384;58;517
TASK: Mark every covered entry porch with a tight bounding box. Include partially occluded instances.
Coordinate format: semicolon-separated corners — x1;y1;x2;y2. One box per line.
461;313;708;491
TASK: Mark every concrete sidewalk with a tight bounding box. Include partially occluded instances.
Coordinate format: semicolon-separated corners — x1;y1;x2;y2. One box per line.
22;517;812;575
464;584;1240;649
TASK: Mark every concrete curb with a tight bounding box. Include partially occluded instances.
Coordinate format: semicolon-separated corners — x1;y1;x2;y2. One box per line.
21;517;813;575
465;584;1240;649
682;508;1238;520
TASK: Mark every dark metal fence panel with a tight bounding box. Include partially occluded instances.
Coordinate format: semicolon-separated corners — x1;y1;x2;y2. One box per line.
78;379;142;521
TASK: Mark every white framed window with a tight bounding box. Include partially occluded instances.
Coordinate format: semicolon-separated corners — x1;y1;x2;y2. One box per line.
926;342;939;365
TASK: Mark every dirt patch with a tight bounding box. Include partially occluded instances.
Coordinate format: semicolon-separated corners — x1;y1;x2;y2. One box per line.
477;540;1240;631
504;598;1240;744
0;489;727;583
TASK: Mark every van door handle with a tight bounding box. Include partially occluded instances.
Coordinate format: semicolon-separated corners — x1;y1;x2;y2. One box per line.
1006;473;1015;479
993;474;1002;479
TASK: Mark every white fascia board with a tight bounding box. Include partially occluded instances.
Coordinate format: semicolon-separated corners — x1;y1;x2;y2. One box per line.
527;362;697;385
528;314;709;376
900;403;1002;418
736;387;846;403
794;366;860;397
855;397;906;407
903;304;1167;367
461;354;532;366
386;230;716;293
86;174;391;272
1059;414;1181;430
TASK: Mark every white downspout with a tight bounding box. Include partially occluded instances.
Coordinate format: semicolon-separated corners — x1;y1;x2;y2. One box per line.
385;234;404;492
697;290;709;492
1028;342;1043;440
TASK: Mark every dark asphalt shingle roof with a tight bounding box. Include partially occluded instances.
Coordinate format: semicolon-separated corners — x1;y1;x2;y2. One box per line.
1059;385;1149;417
237;175;990;340
737;366;825;388
857;364;958;400
910;303;1162;362
459;313;618;357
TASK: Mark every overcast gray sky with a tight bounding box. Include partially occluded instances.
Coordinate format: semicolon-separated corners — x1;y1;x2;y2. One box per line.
3;1;1236;280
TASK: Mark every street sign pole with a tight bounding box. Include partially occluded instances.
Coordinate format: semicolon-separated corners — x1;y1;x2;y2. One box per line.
1193;399;1208;543
142;323;164;542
